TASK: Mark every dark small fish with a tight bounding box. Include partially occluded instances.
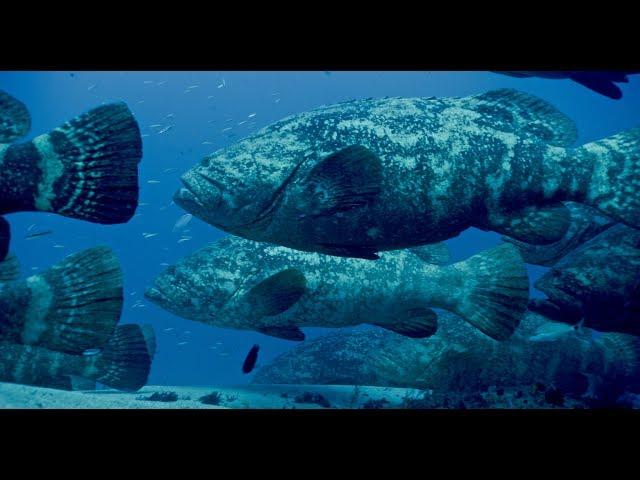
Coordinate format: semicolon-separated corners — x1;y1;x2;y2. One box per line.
494;71;640;99
24;230;53;240
242;344;260;374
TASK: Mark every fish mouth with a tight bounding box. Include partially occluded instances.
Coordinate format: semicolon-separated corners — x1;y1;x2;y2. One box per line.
144;286;169;306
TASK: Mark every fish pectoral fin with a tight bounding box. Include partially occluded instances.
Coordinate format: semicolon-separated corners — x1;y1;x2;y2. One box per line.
371;307;438;339
0;90;31;143
480;203;571;245
303;145;382;218
247;268;307;317
409;242;450;265
257;325;305;341
468;89;577;146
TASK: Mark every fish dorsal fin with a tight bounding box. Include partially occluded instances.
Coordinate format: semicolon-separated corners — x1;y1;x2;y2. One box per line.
372;307;438;339
257;325;305;341
0;254;20;282
303;145;383;218
409;242;450;265
247;268;307;317
469;89;577;147
0;90;31;143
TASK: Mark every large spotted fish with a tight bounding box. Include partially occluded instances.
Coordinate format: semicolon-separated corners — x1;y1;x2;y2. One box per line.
174;89;640;260
530;224;640;336
0;90;142;262
145;236;528;341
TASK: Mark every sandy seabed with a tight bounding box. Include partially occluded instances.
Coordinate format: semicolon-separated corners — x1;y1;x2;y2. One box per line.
0;382;424;409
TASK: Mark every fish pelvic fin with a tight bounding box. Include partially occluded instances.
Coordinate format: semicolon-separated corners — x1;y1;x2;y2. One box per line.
21;246;122;353
450;243;529;340
94;324;152;391
577;126;640;229
29;102;142;223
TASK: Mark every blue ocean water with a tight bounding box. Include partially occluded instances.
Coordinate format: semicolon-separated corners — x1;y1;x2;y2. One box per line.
1;71;638;387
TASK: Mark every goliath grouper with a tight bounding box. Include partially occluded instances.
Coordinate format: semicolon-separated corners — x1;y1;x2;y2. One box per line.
0;324;152;391
0;246;124;354
530;224;640;335
145;236;528;341
0;90;142;262
252;311;640;404
174;89;640;260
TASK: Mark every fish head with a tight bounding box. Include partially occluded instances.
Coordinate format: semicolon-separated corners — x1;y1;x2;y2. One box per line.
144;237;259;322
173;117;319;238
145;237;306;326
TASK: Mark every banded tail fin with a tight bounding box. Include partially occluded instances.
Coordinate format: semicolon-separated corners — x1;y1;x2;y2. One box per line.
0;216;9;262
140;324;157;358
578;127;640;229
450;243;529;340
22;246;122;353
0;90;30;143
94;324;151;391
31;102;142;223
0;254;20;282
598;333;640;379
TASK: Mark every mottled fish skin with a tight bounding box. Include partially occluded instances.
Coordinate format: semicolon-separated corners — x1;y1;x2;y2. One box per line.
0;324;152;392
503;202;616;266
175;89;640;257
533;224;640;335
145;236;529;341
252;311;640;398
0;101;141;223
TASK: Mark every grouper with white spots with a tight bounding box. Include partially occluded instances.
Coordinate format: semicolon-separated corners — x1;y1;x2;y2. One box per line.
0;246;124;354
0;90;142;262
145;237;529;341
174;89;640;260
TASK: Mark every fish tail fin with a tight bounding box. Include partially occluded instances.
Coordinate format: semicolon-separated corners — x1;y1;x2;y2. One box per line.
451;243;529;340
23;246;122;353
31;102;142;223
576;127;640;228
598;333;640;379
94;324;152;391
0;90;30;142
0;254;20;282
0;216;9;262
140;324;157;358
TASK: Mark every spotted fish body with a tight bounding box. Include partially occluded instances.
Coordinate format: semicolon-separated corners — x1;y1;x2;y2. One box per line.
146;236;529;341
175;89;640;259
531;224;640;335
253;311;640;402
503;202;616;266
